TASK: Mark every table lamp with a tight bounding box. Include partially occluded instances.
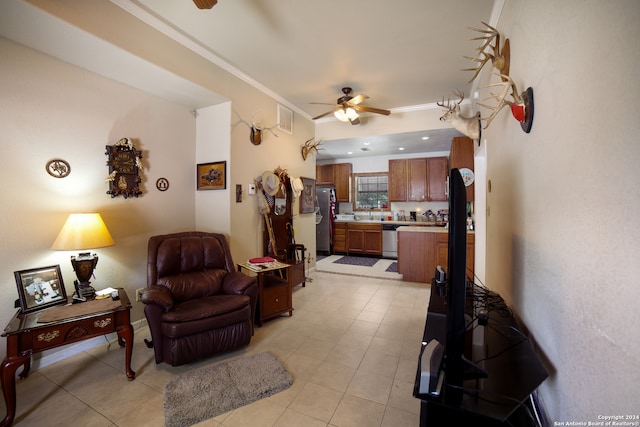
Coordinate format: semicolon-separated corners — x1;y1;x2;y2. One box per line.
51;213;115;301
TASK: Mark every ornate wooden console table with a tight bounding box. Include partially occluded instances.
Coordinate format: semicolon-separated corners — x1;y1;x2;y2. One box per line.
0;288;135;426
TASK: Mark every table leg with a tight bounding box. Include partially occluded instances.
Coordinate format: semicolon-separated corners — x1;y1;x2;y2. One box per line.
117;325;136;380
1;350;32;427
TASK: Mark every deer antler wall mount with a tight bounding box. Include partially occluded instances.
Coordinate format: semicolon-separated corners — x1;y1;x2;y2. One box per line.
301;138;323;161
461;22;534;134
232;110;279;145
437;89;481;141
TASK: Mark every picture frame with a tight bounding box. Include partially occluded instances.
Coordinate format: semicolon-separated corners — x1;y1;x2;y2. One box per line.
277;104;293;134
299;177;316;214
197;161;227;190
14;265;67;314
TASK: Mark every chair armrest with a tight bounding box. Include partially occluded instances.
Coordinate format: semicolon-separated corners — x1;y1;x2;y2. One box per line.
141;285;174;311
222;271;256;295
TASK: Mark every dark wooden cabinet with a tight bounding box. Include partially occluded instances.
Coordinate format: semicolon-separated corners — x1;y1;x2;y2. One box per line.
388;157;449;202
449;136;475;202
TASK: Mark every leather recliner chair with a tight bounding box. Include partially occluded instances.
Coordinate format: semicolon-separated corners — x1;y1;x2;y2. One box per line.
141;232;257;366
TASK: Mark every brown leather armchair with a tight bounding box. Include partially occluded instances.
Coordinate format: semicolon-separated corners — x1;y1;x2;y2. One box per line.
142;232;257;366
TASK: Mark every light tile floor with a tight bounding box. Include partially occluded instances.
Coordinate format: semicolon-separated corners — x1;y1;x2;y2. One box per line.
2;268;430;426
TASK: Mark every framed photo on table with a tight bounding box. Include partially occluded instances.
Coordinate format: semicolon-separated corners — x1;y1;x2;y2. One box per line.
197;161;227;190
299;177;316;214
14;265;67;313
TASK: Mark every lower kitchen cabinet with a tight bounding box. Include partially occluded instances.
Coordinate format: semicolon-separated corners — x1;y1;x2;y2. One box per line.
333;222;382;256
333;222;347;253
398;229;474;283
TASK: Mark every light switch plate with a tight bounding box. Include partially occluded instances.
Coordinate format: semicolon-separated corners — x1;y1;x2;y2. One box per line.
248;183;256;195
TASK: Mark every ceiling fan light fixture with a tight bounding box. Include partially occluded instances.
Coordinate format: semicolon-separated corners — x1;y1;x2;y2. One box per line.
334;107;359;123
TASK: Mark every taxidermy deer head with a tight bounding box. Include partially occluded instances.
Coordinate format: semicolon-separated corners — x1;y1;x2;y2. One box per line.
437;89;481;141
301;138;324;160
232;110;279;145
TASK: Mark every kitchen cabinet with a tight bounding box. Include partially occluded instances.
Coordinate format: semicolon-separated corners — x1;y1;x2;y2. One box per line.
347;223;382;256
315;163;352;202
449;136;475;202
334;163;352;202
388;159;408;201
388;157;449;202
408;158;428;201
398;228;474;283
316;164;334;186
333;222;347;253
426;157;448;201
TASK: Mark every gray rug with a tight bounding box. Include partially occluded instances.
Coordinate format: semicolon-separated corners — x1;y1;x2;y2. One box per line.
386;262;398;272
333;256;379;267
164;352;292;427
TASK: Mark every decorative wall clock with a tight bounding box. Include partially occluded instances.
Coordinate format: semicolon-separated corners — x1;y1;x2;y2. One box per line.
105;138;143;198
46;159;70;178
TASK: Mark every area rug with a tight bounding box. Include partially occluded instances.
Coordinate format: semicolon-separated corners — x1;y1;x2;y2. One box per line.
385;262;398;273
164;352;292;427
333;256;379;267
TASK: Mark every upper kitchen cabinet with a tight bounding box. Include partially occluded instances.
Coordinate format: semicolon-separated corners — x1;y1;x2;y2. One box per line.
315;163;352;202
388;159;408;202
389;157;448;202
426;157;448;201
449;136;475;202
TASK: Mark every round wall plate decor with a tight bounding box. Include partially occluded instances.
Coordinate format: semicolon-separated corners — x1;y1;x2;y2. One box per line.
46;159;71;178
156;177;169;191
459;168;475;187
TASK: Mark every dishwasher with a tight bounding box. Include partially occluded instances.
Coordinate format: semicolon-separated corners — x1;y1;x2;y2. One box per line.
382;223;400;259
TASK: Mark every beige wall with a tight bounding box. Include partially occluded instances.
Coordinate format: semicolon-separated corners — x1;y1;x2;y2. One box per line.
0;37;197;355
478;0;640;420
0;2;315;363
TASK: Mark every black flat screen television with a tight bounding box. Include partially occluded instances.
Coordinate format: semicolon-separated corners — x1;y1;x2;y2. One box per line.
444;167;486;405
444;168;467;404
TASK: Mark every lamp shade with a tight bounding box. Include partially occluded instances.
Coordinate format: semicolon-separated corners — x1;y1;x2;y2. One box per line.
51;213;115;250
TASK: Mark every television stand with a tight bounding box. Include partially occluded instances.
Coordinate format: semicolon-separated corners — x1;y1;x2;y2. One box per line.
414;282;548;426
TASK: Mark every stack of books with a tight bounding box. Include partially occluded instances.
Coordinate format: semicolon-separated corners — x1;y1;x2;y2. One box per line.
243;256;286;272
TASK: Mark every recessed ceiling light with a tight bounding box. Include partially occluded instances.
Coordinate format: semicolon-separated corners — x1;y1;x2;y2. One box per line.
421;136;430;140
347;151;353;155
363;141;370;145
399;147;405;151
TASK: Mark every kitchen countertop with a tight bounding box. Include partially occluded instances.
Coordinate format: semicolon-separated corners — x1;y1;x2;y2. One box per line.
334;219;446;227
397;225;474;233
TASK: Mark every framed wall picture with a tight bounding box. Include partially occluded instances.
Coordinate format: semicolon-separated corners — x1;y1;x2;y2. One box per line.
197;161;227;190
14;265;67;313
299;177;316;214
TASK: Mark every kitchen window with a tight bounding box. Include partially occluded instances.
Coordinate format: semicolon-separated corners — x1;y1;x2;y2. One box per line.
353;172;388;210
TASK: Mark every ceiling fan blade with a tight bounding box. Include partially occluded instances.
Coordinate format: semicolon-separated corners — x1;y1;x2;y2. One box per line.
349;94;369;105
312;110;336;120
193;0;217;9
352;105;391;116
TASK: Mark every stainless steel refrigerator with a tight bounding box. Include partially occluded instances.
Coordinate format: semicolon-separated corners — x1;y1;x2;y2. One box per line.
315;186;335;253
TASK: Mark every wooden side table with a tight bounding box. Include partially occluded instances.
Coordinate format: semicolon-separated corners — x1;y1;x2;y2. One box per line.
0;288;135;427
237;262;293;326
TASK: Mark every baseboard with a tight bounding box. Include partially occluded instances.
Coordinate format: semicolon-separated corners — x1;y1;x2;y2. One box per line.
30;318;148;371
